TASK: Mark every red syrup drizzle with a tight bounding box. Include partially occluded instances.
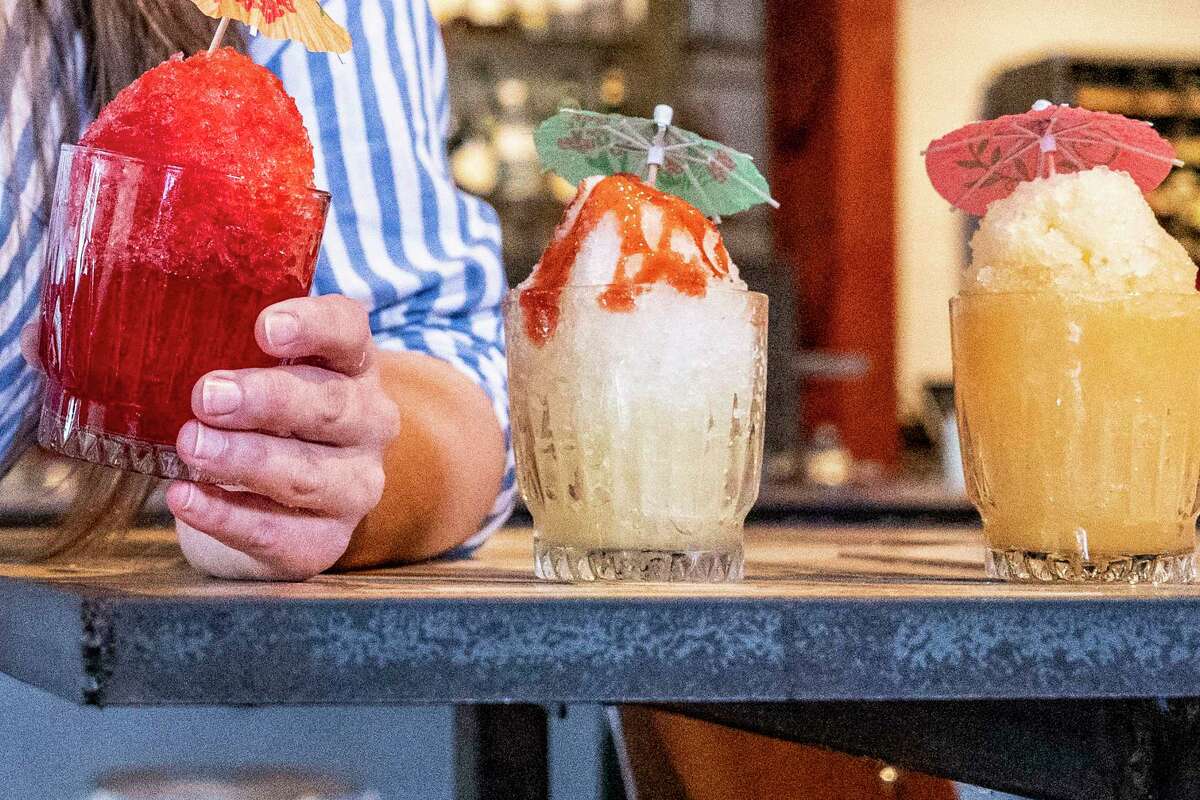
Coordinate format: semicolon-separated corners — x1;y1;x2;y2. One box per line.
519;174;731;345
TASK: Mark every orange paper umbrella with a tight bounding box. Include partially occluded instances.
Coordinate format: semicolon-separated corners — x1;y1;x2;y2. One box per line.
194;0;351;53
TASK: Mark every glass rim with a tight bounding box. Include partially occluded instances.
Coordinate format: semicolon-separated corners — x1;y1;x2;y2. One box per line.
60;143;332;201
950;290;1200;301
505;284;768;301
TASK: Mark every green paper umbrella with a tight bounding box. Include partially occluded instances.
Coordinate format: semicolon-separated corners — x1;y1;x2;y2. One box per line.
534;105;778;219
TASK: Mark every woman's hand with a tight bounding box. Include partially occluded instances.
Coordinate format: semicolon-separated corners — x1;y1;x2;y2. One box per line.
167;295;400;581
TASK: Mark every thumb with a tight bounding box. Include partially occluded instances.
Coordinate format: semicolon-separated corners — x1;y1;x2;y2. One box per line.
20;324;44;374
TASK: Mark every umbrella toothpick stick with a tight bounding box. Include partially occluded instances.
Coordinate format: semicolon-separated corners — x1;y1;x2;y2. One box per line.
645;104;673;187
207;16;231;53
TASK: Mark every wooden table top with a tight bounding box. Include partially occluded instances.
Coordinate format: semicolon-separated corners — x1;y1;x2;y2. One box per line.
2;525;1199;706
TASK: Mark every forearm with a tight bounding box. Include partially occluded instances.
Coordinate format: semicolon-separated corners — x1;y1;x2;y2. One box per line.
334;348;506;568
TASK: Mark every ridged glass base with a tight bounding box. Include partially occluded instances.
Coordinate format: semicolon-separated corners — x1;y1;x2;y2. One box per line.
535;541;744;583
38;406;205;482
986;548;1197;584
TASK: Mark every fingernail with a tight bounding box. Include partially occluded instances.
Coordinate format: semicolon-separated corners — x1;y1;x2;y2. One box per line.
202;376;242;415
182;422;225;460
265;312;299;348
174;482;196;512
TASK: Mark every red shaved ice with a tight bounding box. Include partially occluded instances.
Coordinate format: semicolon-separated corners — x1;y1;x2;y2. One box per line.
69;45;325;290
81;47;314;188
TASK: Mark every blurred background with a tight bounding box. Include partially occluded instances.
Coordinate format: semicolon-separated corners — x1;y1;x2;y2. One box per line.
11;0;1200;513
431;0;1200;503
4;1;1200;798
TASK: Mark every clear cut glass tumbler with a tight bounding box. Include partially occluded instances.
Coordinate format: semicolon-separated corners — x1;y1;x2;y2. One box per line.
951;292;1200;583
36;145;329;480
505;283;768;583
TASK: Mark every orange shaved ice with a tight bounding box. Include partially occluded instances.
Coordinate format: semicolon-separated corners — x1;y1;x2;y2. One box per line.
81;47;314;188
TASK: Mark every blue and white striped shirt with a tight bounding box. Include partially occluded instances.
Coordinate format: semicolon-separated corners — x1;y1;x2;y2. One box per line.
0;1;515;550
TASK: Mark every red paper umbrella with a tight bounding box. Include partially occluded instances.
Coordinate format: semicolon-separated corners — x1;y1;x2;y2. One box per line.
925;100;1183;215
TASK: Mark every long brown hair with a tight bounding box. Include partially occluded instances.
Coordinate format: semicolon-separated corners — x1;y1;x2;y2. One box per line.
6;2;242;560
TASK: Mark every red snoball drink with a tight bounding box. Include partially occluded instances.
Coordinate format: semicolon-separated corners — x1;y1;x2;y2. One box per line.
37;49;330;480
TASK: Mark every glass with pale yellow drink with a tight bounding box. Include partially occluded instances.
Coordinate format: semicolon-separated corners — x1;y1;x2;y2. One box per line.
506;175;768;583
951;167;1200;583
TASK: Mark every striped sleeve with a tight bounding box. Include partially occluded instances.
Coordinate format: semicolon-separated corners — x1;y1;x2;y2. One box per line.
256;0;516;552
0;5;73;477
0;128;45;476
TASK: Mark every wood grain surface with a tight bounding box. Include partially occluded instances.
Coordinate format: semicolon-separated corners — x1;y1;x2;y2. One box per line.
0;525;1195;599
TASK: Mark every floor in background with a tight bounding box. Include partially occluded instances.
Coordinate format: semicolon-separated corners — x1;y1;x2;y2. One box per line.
0;673;453;798
0;673;611;800
956;786;1030;799
0;669;1037;800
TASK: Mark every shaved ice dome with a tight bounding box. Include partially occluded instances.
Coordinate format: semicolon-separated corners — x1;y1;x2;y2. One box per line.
517;174;748;345
81;47;314;188
522;174;745;293
71;47;325;290
967;167;1196;295
530;175;744;291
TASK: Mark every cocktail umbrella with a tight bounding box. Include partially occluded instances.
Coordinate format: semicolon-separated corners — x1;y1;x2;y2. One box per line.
193;0;351;54
534;105;778;219
925;99;1182;215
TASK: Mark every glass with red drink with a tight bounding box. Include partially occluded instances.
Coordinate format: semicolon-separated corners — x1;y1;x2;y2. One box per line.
37;144;330;480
